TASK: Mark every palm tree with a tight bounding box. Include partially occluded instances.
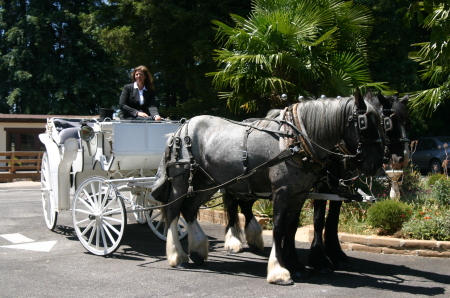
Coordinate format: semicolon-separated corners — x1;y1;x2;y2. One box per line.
405;1;450;117
208;0;384;114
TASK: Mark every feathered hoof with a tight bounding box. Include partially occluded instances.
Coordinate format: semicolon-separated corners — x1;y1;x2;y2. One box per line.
189;252;206;266
271;279;294;286
175;262;190;269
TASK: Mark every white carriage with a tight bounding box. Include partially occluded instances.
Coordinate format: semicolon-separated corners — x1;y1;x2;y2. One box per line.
39;117;187;256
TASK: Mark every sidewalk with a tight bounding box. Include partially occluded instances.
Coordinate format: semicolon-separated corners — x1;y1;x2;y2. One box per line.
198;209;450;258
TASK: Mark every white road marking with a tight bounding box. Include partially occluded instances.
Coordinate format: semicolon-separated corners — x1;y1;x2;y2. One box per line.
1;241;57;252
1;233;34;243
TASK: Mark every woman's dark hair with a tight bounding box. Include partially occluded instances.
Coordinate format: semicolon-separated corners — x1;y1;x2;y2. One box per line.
131;65;154;91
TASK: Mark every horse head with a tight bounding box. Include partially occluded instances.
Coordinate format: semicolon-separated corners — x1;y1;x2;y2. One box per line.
341;88;385;177
378;93;411;170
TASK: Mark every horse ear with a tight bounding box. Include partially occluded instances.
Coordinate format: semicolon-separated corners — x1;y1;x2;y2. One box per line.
400;94;409;105
354;87;366;109
377;92;388;106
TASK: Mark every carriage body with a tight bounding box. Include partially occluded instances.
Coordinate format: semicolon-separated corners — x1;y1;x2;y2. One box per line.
39;117;187;255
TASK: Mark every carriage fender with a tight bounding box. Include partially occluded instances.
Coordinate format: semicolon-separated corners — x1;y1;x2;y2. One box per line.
56;138;79;210
38;134;79;211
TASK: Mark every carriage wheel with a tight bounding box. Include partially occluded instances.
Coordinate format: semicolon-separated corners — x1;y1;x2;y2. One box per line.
72;176;126;256
145;199;188;241
41;152;58;230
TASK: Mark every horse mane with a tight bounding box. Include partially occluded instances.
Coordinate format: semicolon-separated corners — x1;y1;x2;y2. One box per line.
298;97;353;147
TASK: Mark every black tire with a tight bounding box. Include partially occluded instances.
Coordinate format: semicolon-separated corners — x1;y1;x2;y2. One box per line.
429;159;442;174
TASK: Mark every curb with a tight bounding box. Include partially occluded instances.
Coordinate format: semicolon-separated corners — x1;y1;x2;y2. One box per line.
198;209;450;258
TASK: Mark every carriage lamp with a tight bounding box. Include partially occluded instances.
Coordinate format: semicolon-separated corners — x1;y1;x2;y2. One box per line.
79;124;95;142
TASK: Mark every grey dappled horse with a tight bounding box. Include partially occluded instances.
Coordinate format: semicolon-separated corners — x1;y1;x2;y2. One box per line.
151;90;385;285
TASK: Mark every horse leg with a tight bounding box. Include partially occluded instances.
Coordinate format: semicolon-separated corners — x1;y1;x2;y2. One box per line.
280;201;309;281
267;187;294;285
166;203;189;268
223;192;244;253
308;199;334;274
239;199;264;252
187;219;209;265
324;200;350;269
182;192;214;266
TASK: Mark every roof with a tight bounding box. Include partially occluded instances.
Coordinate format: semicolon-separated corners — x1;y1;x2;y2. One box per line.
0;114;98;123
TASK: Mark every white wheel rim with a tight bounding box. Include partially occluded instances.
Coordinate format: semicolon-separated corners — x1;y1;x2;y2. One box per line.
41;153;57;230
145;203;188;241
72;177;126;255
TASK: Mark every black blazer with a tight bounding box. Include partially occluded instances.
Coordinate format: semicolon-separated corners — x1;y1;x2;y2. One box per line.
119;83;159;119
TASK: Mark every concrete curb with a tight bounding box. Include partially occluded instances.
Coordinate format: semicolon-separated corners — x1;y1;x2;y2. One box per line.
198;209;450;258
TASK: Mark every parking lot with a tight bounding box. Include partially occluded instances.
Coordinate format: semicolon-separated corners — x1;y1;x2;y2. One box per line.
1;181;450;297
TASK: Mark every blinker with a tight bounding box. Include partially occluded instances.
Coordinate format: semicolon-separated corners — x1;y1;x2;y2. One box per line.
358;114;368;130
383;117;393;131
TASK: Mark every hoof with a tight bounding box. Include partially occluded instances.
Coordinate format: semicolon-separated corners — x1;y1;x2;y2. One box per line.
175;262;189;269
272;279;294;286
189;252;206;266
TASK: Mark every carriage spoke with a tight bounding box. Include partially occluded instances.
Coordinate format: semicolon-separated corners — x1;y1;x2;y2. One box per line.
103;215;123;225
73;177;126;256
103;220;121;236
102;224;115;245
80;221;95;237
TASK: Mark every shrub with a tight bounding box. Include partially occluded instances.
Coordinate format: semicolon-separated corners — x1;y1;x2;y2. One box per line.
426;173;447;187
401;164;422;197
431;178;450;205
367;200;412;234
403;210;450;241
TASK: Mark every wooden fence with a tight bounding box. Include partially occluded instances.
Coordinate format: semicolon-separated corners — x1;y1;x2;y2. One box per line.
0;151;44;182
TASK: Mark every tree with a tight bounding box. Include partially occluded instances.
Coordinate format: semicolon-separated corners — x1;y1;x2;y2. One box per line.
0;0;121;115
80;0;252;119
404;1;450;117
209;0;386;115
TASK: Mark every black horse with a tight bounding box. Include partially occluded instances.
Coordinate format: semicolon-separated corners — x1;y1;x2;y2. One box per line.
152;89;385;285
308;93;410;273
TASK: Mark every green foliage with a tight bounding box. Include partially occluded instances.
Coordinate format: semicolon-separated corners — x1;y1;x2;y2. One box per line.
403;209;450;241
209;0;386;114
403;1;450;117
367;200;412;234
426;173;447;187
252;200;273;218
400;164;422;198
431;178;450;205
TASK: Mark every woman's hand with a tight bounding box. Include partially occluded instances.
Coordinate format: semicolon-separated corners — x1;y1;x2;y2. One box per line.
154;115;162;121
137;112;149;117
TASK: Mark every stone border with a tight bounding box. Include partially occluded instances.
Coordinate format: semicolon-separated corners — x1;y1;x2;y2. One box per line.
337;233;450;258
199;209;450;258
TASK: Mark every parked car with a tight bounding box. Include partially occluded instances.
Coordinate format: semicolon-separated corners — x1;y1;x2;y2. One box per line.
411;136;450;173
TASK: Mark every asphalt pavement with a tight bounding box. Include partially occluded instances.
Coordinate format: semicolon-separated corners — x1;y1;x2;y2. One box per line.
1;181;450;297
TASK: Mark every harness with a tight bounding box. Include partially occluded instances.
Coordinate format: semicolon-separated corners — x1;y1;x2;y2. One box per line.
161;100;381;200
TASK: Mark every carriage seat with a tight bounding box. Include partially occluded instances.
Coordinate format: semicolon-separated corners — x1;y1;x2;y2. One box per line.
58;127;80;144
52;119;94;145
